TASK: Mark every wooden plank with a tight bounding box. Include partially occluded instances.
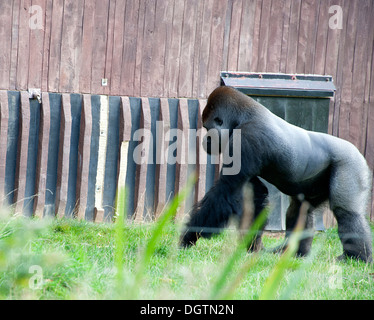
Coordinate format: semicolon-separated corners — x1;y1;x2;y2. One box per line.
152;0;173;97
266;0;284;73
164;0;185;98
304;0;319;74
195;0;213;98
174;99;189;219
56;94;72;218
94;95;109;222
76;94;93;220
285;0;301;73
247;0;262;72
0;1;13;89
14;92;31;215
337;0;358;141
9;0;21;90
34;92;51;218
133;0;147;97
350;0;371;153
206;0;228;95
191;0;205;98
140;0;157;97
116;97;132;216
28;0;46;89
279;0;292;73
227;0;243;71
16;0;31;90
121;0;141;96
329;0;349;137
109;0;127;96
178;0;199;98
133;98;152;222
195;99;207;202
48;0;64;92
257;0;271;72
102;0;116;96
90;0;110;95
79;0;95;93
154;98;171;218
0;91;9;203
313;0;328;75
59;0;84;93
41;0;53;92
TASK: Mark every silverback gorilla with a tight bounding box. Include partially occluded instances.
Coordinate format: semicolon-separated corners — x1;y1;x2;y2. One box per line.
180;86;373;263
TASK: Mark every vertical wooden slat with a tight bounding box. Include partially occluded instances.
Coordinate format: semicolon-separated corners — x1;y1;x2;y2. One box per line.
191;0;205;98
279;0;292;74
174;99;189;219
41;0;53;92
9;0;21;90
178;0;199;98
76;94;93;220
56;93;72;218
206;0;228;95
34;92;51;218
0;1;13;90
16;0;31;90
14;92;31;215
116;96;132;215
102;0;116;96
28;0;46;90
90;0;109;95
226;0;242;71
285;0;301;73
133;98;152;222
133;0;147;97
120;0;141;97
350;0;371;153
257;0;271;72
195;0;213;98
94;95;109;222
337;0;358;142
59;0;84;93
164;0;184;98
109;0;127;96
195;99;207;202
154;98;171;218
140;0;157;97
0;91;9;203
48;0;64;92
79;1;95;93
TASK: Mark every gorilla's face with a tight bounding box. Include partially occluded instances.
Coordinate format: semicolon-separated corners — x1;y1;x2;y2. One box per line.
202;109;232;156
203;115;223;155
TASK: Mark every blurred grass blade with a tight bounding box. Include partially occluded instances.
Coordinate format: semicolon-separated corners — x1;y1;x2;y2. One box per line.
259;201;309;300
129;175;196;299
210;207;269;300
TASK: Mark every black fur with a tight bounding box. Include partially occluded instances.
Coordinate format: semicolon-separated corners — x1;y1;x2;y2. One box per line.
180;86;373;263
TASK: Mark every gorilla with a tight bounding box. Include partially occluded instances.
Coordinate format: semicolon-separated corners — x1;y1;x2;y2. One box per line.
180;86;373;263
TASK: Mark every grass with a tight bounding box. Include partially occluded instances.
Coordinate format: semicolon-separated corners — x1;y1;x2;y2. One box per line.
0;208;373;300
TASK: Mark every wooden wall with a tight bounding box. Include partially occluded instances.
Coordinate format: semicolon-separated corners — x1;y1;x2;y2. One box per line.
0;0;374;221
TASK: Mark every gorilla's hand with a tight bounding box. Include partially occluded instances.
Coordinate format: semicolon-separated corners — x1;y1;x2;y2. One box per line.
179;229;200;248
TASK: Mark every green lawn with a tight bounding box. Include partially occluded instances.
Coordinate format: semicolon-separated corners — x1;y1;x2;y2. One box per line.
0;211;373;300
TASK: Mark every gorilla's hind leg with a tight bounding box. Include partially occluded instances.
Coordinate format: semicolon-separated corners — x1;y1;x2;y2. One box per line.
333;207;372;263
272;197;315;257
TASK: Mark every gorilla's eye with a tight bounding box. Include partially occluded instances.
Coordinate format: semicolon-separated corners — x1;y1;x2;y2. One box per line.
214;117;223;126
